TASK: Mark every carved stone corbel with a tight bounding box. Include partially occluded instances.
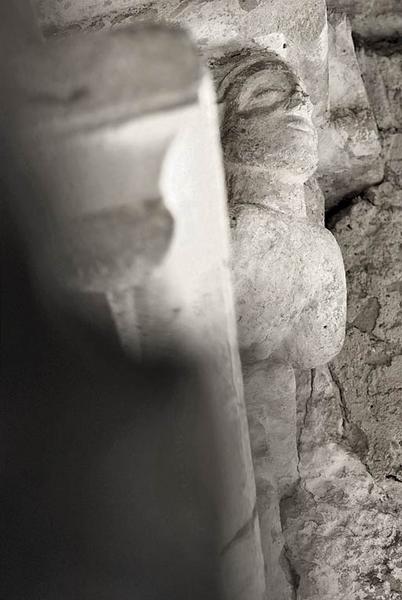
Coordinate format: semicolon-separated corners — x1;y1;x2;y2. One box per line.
216;47;347;598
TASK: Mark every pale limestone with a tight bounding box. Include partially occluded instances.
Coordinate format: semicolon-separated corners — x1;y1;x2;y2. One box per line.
220;49;346;599
244;360;297;600
318;13;383;207
220;51;346;369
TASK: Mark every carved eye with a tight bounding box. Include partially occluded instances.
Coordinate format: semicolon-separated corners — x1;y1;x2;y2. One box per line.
237;69;292;113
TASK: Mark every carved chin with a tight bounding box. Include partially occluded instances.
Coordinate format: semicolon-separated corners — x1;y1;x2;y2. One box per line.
222;124;318;181
273;146;319;182
224;140;318;182
263;129;318;181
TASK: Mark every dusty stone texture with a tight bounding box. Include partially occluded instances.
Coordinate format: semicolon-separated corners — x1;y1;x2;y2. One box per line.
329;48;402;492
318;13;383;207
282;366;402;600
217;52;345;368
281;45;402;600
33;0;147;35
358;47;402;134
220;49;346;598
244;361;297;600
329;188;402;490
326;0;402;41
34;0;330;122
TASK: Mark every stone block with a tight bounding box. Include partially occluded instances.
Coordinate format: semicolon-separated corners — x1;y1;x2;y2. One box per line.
358;48;402;132
318;13;383;208
243;360;297;600
326;0;402;41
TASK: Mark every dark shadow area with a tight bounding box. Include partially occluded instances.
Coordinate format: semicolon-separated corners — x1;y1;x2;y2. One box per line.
1;203;223;600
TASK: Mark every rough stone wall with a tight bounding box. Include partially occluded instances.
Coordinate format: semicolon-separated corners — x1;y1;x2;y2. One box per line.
281;28;402;600
318;12;383;207
283;366;402;599
331;34;402;507
326;0;402;41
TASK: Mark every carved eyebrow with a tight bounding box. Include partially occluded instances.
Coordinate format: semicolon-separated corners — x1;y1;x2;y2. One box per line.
217;59;295;104
251;86;286;98
209;48;253;68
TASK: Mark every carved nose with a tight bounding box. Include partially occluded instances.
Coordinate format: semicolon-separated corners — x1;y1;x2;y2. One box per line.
287;86;313;115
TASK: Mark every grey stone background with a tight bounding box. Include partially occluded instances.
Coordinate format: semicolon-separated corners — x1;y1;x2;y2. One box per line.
282;3;402;598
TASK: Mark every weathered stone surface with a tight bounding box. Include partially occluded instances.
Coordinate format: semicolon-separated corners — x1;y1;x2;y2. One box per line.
244;360;297;600
34;0;149;34
35;2;388;210
219;48;346;598
19;5;391;599
318;12;383;207
281;42;402;599
358;47;402;133
221;51;346;370
327;0;402;41
330;189;402;491
34;0;329;121
282;366;402;600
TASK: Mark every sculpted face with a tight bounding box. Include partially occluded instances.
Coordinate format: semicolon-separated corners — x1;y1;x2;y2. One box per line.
218;51;318;183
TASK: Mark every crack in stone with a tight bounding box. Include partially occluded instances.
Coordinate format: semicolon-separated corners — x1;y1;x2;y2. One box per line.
386;474;402;484
280;545;299;600
296;368;315;475
329;364;373;468
294;369;323;509
280;369;317;599
329;363;351;430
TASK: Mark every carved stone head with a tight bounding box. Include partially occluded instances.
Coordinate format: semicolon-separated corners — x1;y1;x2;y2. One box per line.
215;50;318;185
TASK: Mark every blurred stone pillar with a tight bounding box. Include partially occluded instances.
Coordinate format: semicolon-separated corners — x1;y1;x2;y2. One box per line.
3;21;265;600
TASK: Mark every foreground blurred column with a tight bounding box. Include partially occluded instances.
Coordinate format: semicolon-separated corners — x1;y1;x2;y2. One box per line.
2;18;265;600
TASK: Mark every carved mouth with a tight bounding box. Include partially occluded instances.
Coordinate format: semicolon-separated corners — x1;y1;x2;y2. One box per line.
287;117;315;136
